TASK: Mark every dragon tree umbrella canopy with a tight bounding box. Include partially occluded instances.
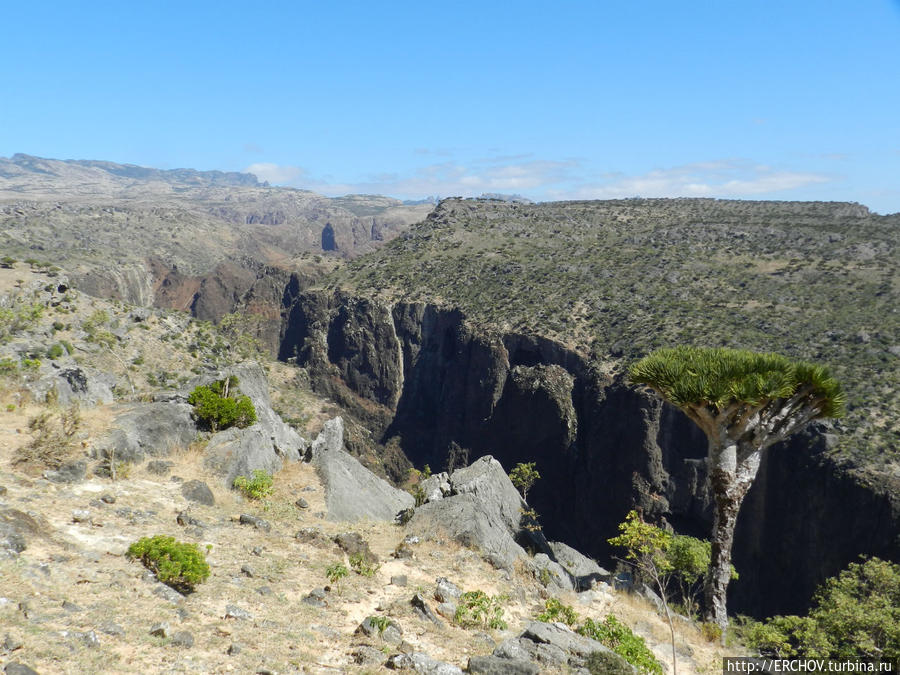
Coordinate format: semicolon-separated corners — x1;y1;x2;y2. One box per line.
628;346;845;630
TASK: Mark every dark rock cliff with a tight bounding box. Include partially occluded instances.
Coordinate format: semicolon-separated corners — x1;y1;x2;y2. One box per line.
279;289;900;617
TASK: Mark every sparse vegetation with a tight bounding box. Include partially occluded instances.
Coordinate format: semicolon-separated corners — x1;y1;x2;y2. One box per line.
536;597;579;626
325;562;348;593
579;615;663;675
509;461;540;501
349;552;380;577
188;376;257;431
233;469;274;500
454;590;508;630
126;535;210;592
737;557;900;660
15;403;81;468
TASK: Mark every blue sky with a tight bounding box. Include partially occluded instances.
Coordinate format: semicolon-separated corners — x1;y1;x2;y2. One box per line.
2;1;899;212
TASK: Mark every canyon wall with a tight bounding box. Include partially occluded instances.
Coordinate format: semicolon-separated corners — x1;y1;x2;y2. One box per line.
280;289;900;617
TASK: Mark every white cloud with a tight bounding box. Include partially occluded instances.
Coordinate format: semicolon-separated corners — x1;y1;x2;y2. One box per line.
246;157;831;203
244;162;309;185
554;161;831;200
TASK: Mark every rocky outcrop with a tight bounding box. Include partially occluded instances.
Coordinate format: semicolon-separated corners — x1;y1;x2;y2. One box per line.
280;288;900;617
93;402;197;463
199;362;306;485
311;418;414;522
406;456;547;570
490;621;631;673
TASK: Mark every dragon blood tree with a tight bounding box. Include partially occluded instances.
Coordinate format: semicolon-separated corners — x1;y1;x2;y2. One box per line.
629;346;844;629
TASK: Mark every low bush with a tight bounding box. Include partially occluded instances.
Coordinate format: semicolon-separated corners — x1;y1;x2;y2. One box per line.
187;376;257;431
579;615;663;675
454;590;508;630
232;469;273;499
126;535;210;592
536;597;579;626
737;557;900;660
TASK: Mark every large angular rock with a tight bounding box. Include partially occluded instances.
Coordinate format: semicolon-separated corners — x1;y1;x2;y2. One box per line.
196;362;308;484
94;402;196;463
311;418;414;522
492;621;631;672
386;652;462;675
548;541;610;590
29;366;114;406
406;456;532;569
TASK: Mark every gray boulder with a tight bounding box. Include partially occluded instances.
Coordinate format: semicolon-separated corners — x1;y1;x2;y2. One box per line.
530;553;574;592
196;362;308;484
30;366;114;406
44;459;87;484
467;655;541;675
490;621;631;672
311;418;414;522
0;509;47;557
406;456;531;570
386;652;463;675
94;402;196;463
420;472;451;502
548;541;610;590
181;480;215;506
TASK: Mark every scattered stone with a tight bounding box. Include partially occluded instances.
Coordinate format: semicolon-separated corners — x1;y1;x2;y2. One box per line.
255;585;273;596
171;631;194;648
224;604;253;621
392;543;414;559
411;593;443;626
227;643;242;656
467;655;541;675
98;622;125;637
176;511;204;528
435;602;457;620
238;513;270;531
44;459;87;484
352;645;385;666
181;480;215;506
356;616;403;645
149;622;170;638
434;577;462;603
75;630;100;648
302;588;327;607
2;633;24;652
294;497;309;509
100;493;116;504
152;583;184;604
390;575;408;587
61;600;83;612
240;564;255;577
295;527;329;546
146;460;173;476
386;652;463;674
333;532;378;564
4;663;40;675
252;546;263;556
71;509;91;524
490;621;629;672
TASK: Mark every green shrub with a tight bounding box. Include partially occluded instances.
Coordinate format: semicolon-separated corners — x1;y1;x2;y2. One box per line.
349;552;380;577
454;590;508;630
187;377;257;431
536;597;580;626
126;535;210;592
47;343;64;359
509;461;540;501
585;650;634;675
579;616;663;675
232;469;273;499
738;557;900;660
326;562;348;593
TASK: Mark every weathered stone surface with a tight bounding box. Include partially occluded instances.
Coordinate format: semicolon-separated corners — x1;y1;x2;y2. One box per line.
434;577;462;603
95;402;196;463
181;480;214;506
386;652;463;675
406;456;531;570
530;553;574;592
467;655;541;675
198;362;307;485
356;616;403;645
0;509;46;555
420;472;451;503
30;366;114;407
333;532;378;564
311;417;414;522
43;459;87;484
238;514;270;532
171;631;194;647
548;541;610;590
5;662;40;675
411;593;443;626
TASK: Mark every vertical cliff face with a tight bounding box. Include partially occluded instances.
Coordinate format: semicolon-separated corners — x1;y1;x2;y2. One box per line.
280;289;900;617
